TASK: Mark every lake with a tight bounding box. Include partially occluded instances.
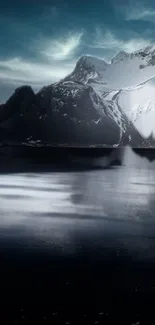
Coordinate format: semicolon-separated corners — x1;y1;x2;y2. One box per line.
0;146;155;324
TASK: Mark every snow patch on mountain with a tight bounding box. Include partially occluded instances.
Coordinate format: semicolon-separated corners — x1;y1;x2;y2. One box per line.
67;47;155;89
117;80;155;119
102;57;155;89
62;45;155;140
135;111;155;138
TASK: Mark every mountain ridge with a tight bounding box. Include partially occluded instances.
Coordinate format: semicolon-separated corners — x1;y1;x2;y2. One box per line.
1;45;155;147
63;45;155;137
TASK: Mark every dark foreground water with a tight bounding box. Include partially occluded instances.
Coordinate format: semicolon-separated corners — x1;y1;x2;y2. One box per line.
1;147;155;324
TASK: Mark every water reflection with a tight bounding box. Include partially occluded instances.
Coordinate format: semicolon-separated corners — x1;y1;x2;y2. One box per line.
0;168;152;222
1;148;155;324
0;164;154;235
0;147;155;257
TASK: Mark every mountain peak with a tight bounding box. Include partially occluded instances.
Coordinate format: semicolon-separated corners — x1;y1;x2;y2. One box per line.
64;55;107;84
134;45;155;55
76;55;107;69
111;51;131;64
111;46;155;65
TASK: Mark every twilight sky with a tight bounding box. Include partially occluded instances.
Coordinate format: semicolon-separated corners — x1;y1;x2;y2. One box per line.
1;0;155;102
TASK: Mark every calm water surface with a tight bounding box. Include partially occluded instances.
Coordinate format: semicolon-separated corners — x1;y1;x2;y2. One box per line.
1;147;155;324
0;148;155;253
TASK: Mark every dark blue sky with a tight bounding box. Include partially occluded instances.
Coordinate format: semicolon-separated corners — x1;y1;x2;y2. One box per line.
1;0;155;101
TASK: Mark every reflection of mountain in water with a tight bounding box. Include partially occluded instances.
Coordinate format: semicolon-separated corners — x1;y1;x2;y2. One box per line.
132;148;155;162
0;145;155;173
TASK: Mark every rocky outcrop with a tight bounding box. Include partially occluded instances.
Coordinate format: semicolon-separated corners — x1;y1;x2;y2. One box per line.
0;86;38;141
36;81;120;145
0;79;146;147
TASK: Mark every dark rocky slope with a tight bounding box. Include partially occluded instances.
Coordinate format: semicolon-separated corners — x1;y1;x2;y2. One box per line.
36;81;121;145
0;82;121;145
0;81;146;147
0;86;38;141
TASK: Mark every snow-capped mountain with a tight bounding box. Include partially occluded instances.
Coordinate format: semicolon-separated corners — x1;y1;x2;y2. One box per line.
64;46;155;137
36;78;145;146
116;79;155;137
1;46;153;147
65;46;155;88
36;81;123;145
0;83;122;145
0;80;144;147
64;55;108;84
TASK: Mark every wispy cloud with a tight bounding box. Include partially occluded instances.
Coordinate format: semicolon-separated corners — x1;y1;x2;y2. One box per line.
41;32;83;61
0;57;76;88
125;7;155;22
91;28;152;53
116;1;155;22
0;6;83;101
91;29;122;50
0;31;83;91
127;9;155;21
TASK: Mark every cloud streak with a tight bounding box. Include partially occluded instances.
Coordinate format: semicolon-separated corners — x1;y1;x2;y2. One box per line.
117;2;155;23
0;57;76;88
126;9;155;22
0;31;83;93
41;32;83;61
91;28;152;53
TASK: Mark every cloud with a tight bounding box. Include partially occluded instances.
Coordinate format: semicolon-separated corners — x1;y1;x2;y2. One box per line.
0;30;84;86
118;38;152;52
91;28;152;53
0;57;76;88
125;7;155;22
126;8;155;21
41;32;83;61
116;1;155;22
91;29;122;50
0;30;83;101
